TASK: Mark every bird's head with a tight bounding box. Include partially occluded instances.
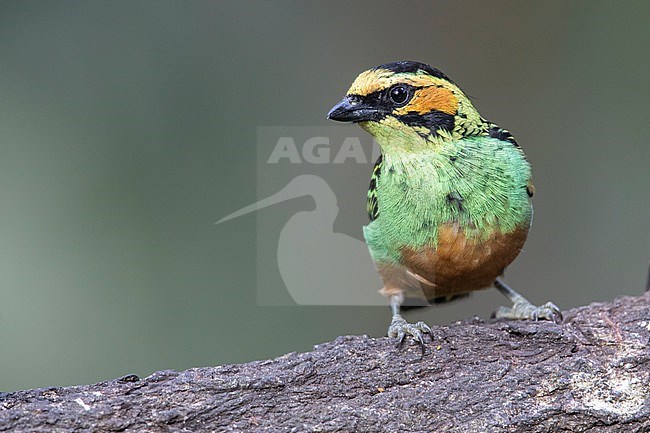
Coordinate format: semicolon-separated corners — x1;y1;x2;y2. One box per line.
328;61;487;150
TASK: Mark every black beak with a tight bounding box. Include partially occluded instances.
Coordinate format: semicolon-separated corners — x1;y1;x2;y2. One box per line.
327;96;383;122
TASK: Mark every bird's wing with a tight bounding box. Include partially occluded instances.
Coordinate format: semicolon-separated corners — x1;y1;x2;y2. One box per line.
487;122;534;197
367;154;382;221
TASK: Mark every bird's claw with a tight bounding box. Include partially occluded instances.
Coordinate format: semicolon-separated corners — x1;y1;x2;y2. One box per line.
493;300;563;324
533;302;563;323
388;316;432;354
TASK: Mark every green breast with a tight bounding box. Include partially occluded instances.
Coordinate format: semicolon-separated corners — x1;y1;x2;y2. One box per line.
363;136;533;264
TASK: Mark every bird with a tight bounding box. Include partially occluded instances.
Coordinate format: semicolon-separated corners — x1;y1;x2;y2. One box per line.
327;61;561;347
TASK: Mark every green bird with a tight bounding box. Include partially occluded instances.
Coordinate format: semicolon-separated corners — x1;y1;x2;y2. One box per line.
328;61;561;346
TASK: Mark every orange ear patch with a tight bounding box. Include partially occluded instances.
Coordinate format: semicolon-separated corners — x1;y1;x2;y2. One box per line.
394;86;458;116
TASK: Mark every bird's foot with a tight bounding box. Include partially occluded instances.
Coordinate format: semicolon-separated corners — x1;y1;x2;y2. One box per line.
493;300;563;323
388;315;432;352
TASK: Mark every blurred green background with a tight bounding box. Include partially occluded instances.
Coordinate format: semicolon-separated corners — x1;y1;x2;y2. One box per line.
1;1;648;391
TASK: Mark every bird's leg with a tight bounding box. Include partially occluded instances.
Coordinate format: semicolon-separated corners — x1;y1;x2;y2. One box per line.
387;293;432;352
492;277;562;323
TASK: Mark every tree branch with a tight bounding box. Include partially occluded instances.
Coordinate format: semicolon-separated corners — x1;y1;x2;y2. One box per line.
2;293;650;432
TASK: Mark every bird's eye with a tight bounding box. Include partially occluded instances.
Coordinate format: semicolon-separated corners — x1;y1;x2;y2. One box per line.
388;85;409;105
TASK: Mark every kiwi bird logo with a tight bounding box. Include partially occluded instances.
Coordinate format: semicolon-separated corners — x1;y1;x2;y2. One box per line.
217;174;386;305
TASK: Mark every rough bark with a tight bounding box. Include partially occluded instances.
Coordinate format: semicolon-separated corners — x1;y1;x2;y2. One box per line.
2;293;650;433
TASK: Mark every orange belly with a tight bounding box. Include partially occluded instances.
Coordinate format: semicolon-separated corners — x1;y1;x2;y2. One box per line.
378;223;529;302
